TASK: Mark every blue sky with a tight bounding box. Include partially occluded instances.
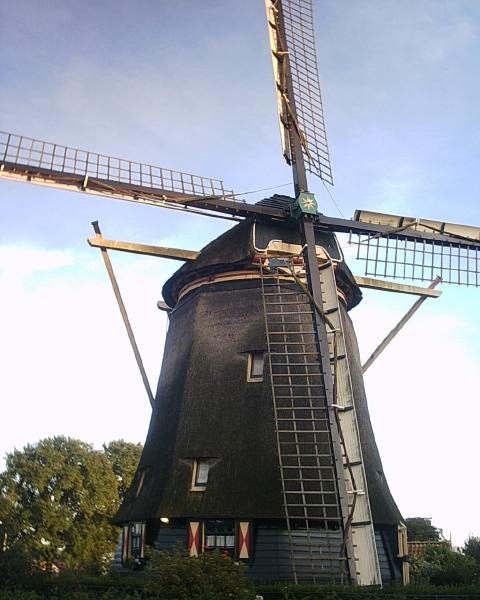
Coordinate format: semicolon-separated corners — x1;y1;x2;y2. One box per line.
1;0;479;545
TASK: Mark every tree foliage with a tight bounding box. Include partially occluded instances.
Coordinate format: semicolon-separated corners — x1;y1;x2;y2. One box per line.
463;535;480;566
406;517;443;541
410;543;478;586
103;440;142;502
0;436;142;574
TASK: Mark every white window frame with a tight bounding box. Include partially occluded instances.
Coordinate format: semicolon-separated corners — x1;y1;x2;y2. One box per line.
191;459;210;492
247;351;264;382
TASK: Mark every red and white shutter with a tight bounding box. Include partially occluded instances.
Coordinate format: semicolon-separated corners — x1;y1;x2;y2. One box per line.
237;521;251;560
188;521;202;556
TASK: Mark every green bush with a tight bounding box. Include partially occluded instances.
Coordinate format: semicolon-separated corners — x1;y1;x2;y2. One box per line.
0;591;43;600
145;548;257;599
410;543;478;586
0;548;32;582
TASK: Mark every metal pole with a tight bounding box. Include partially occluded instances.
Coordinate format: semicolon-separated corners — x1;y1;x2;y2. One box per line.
362;276;442;374
91;221;154;407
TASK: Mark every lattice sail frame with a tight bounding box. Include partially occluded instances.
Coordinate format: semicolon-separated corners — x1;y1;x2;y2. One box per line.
350;210;480;286
351;234;480;286
265;0;333;185
0;131;228;199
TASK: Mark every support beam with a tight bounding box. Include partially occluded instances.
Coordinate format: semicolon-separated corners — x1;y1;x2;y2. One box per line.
88;237;443;301
91;222;155;407
88;236;199;261
361;276;442;374
354;276;441;298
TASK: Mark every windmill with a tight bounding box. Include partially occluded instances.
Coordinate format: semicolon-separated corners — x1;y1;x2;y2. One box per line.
1;0;479;587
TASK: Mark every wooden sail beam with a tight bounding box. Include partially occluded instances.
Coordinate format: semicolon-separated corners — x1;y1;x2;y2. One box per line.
354;276;441;298
87;236;442;298
87;236;199;261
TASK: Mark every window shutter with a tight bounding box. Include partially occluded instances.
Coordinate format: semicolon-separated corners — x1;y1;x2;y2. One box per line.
237;521;251;560
188;521;202;556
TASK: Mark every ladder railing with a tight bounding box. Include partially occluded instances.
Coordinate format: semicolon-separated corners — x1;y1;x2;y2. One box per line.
260;260;349;583
260;254;381;585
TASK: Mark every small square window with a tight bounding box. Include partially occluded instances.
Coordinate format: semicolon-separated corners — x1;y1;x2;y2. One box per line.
191;459;210;491
247;351;264;382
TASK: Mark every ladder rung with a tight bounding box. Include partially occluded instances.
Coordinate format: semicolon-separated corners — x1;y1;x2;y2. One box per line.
268;342;318;346
276;413;328;418
267;331;317;335
283;478;338;484
276;418;329;423
275;395;327;399
268;324;313;327
277;429;332;433
276;407;327;412
281;453;332;458
267;314;314;319
262;292;305;296
270;312;312;325
281;458;332;464
271;362;321;366
279;445;331;450
285;491;336;496
270;352;320;355
290;555;346;562
273;383;324;387
272;373;323;378
284;503;340;508
265;301;312;306
272;369;322;373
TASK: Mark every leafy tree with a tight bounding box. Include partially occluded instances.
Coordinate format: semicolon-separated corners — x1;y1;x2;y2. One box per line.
0;436;119;573
405;517;443;541
463;535;480;566
410;543;478;585
103;440;142;502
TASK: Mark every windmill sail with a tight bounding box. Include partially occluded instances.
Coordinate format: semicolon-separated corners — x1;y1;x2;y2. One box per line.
265;0;333;185
351;210;480;286
0;131;235;211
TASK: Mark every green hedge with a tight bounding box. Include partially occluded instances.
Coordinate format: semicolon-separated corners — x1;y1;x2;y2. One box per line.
255;583;480;599
2;580;480;600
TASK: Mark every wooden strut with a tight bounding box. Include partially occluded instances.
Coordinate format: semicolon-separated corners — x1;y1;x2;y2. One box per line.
91;221;155;407
87;236;442;297
361;276;442;374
